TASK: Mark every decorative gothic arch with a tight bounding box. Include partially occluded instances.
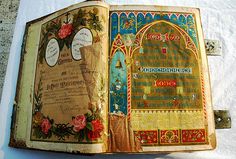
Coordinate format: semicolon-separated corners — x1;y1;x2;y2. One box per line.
109;20;206;120
129;20;198;60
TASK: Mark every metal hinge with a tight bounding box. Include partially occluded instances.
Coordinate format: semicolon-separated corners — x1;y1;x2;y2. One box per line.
214;110;231;129
205;39;222;56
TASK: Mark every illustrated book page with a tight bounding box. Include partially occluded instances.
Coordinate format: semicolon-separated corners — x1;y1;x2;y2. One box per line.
10;1;109;153
10;2;216;154
108;5;216;152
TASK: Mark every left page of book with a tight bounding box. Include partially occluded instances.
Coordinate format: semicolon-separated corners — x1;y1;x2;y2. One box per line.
10;1;109;153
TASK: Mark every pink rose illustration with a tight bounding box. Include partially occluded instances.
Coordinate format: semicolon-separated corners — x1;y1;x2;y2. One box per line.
58;23;73;39
71;114;86;132
41;118;51;135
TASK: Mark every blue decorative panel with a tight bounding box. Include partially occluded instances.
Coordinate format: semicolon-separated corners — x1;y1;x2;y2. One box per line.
120;13;136;35
145;13;153;23
187;15;198;47
111;13;119;42
170;14;178;25
109;51;127;115
137;13;146;31
178;14;187;31
162;14;170;20
154;14;161;20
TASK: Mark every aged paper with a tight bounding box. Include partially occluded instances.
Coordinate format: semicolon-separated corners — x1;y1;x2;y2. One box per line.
11;2;215;154
108;5;215;152
24;1;109;153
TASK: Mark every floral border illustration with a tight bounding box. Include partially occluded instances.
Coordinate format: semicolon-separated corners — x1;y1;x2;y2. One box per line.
32;78;105;142
32;7;105;142
38;7;103;64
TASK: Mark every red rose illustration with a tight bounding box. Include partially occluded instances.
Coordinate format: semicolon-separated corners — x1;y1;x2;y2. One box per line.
88;119;104;140
71;114;86;132
88;131;101;140
58;23;73;39
41;118;51;135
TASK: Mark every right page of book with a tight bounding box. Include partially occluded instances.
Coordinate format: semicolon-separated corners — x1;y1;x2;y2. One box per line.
108;5;216;152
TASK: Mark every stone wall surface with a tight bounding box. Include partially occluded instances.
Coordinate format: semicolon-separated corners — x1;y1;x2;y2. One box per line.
0;0;20;101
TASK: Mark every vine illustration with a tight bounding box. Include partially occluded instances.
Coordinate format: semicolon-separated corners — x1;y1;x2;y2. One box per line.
38;7;103;64
32;78;105;142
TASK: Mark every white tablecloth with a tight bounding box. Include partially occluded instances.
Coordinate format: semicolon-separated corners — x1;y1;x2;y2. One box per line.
0;0;236;158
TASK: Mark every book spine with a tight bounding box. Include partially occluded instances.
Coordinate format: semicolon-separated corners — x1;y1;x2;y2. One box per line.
9;22;30;148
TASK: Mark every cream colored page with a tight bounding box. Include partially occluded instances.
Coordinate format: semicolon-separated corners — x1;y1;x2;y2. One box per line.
16;1;110;153
108;5;215;152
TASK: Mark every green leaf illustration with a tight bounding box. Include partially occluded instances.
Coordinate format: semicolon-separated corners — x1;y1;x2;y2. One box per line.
86;122;93;131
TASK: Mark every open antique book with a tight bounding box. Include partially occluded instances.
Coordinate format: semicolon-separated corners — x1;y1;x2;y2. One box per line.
10;0;216;153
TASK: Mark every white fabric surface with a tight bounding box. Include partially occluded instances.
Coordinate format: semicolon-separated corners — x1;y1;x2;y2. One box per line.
0;0;236;158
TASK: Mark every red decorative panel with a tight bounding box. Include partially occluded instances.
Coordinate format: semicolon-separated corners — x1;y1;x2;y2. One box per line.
110;34;127;57
154;80;177;87
134;131;158;144
181;129;206;143
160;130;180;144
162;47;167;54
